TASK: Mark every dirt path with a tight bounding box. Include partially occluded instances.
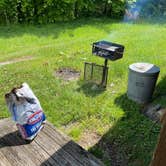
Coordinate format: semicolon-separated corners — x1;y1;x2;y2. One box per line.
0;56;34;66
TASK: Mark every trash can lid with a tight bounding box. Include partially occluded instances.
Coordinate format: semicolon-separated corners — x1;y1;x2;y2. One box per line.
129;62;160;74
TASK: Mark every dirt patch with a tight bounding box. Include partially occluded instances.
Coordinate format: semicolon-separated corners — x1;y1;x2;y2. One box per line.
0;56;34;66
78;131;102;150
61;123;101;150
55;68;80;81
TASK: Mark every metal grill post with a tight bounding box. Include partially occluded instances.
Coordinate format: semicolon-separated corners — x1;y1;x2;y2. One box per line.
102;59;108;87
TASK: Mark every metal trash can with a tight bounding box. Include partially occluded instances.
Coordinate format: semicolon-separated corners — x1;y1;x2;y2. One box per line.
127;62;160;104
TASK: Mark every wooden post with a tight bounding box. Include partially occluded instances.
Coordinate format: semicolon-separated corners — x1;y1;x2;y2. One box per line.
150;109;166;166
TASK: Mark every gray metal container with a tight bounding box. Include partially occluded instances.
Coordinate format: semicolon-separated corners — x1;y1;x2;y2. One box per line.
127;62;160;104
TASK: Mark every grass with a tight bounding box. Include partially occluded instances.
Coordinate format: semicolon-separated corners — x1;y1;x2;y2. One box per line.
0;18;166;165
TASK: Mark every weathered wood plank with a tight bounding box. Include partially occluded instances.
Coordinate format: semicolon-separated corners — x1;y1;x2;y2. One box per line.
36;132;69;166
0;119;57;166
44;122;104;166
36;128;83;166
0;121;39;166
0;151;12;166
0;119;104;166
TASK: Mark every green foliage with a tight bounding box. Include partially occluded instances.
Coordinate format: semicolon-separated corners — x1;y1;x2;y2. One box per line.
0;0;126;24
0;0;17;24
92;0;125;18
0;0;166;24
111;0;126;18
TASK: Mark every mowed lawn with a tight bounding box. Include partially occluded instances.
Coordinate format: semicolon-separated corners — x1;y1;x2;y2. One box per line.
0;18;166;165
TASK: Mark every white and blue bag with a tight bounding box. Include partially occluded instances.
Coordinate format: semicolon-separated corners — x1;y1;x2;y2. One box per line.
5;83;46;140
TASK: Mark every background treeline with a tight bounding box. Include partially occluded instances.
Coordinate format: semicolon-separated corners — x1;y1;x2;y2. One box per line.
0;0;166;24
141;0;166;18
0;0;126;24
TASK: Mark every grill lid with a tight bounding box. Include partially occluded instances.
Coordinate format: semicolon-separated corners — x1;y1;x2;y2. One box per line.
92;40;125;61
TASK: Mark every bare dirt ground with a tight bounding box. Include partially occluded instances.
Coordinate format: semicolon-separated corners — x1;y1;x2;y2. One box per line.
78;131;102;149
55;68;80;81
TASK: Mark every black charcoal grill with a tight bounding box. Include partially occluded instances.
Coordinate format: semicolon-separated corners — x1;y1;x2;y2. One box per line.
84;41;125;87
92;40;124;61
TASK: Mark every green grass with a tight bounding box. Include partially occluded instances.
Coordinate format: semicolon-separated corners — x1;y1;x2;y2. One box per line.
0;18;166;165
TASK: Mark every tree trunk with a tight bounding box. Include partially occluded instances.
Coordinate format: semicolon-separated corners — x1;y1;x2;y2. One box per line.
74;1;79;18
33;0;38;23
4;10;9;25
17;0;24;23
103;1;108;15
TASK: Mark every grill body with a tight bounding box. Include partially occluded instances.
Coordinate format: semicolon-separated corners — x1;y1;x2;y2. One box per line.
92;41;124;61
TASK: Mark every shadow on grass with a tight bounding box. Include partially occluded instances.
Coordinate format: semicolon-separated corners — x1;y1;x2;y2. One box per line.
0;17;165;39
2;17;164;39
153;75;166;105
76;81;105;97
0;18;118;39
89;94;160;166
124;18;166;25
